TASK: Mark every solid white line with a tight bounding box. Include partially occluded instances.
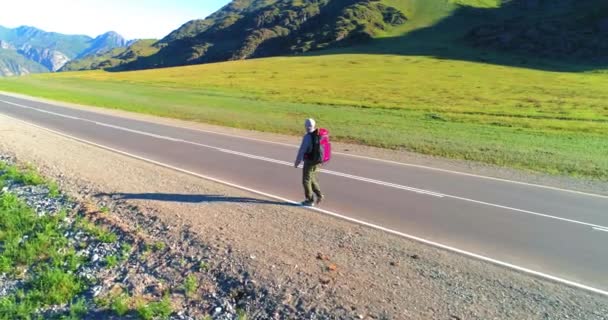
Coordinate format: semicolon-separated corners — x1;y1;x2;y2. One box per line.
444;195;607;230
592;227;608;233
3;100;608;229
2;112;607;297
2;95;607;200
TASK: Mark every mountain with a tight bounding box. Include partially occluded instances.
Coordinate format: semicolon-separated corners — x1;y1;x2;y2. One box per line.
118;0;409;69
0;49;47;76
77;31;129;59
106;0;606;71
0;26;130;75
61;39;159;72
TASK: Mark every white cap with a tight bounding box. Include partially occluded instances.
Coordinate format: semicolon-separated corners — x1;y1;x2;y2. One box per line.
305;118;316;132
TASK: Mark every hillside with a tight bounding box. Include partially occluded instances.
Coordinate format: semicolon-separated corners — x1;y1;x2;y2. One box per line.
117;0;411;69
0;26;129;74
104;0;607;71
61;40;158;72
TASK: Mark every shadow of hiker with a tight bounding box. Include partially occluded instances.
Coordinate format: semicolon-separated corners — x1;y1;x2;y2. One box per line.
95;192;297;206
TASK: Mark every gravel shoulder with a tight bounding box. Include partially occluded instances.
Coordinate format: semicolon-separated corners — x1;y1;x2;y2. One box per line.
1;115;607;319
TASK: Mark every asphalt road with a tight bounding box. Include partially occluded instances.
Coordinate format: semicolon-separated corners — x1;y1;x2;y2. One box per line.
1;93;607;295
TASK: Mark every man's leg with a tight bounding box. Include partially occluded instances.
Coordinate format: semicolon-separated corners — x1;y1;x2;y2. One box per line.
302;162;314;203
310;164;323;201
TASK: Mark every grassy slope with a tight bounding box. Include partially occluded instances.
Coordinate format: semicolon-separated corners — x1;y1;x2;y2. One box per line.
0;0;607;179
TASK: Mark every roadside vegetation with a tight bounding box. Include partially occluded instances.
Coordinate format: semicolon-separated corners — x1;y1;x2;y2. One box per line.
0;161;179;319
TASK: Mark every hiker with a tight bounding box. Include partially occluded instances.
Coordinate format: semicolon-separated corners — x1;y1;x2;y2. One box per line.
294;118;328;207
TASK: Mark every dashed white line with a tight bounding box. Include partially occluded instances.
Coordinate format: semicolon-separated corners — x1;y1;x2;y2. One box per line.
1;112;607;297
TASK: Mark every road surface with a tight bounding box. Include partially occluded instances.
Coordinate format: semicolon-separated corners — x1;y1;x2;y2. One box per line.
0;93;607;295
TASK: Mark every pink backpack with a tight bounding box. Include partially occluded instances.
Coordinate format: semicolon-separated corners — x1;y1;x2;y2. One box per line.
318;128;332;164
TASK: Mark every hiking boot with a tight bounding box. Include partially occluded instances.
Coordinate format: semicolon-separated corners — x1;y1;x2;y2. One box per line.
301;200;315;207
316;195;325;205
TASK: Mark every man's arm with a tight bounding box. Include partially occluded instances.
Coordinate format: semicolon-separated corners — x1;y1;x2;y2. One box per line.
294;134;311;167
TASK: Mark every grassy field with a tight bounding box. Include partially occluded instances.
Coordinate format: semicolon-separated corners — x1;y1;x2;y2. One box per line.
1;55;607;179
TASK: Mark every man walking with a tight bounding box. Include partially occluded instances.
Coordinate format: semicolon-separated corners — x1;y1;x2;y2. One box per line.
294;118;324;207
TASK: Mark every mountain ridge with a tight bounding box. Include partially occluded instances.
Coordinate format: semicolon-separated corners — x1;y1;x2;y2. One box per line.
101;0;608;72
0;25;131;76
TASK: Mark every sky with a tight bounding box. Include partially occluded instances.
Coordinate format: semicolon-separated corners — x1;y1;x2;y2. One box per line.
0;0;230;39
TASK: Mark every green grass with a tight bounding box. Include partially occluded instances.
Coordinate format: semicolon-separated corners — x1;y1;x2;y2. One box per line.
198;261;210;272
236;309;248;320
76;218;118;244
152;241;165;252
2;165;45;186
105;255;119;268
1;53;606;179
111;293;130;316
0;163;61;199
0;162;133;319
135;296;172;320
120;243;132;261
0;191;83;319
63;298;88;320
183;275;198;298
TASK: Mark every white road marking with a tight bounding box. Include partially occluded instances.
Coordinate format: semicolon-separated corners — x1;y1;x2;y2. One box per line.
2;100;608;230
1;112;607;297
592;226;608;233
217;148;445;197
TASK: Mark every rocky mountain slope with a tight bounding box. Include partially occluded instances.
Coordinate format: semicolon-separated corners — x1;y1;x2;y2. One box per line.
0;48;48;76
0;26;130;75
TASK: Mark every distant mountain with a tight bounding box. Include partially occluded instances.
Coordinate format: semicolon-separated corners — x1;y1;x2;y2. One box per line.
0;25;130;75
0;49;47;76
77;31;129;59
61;39;159;72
